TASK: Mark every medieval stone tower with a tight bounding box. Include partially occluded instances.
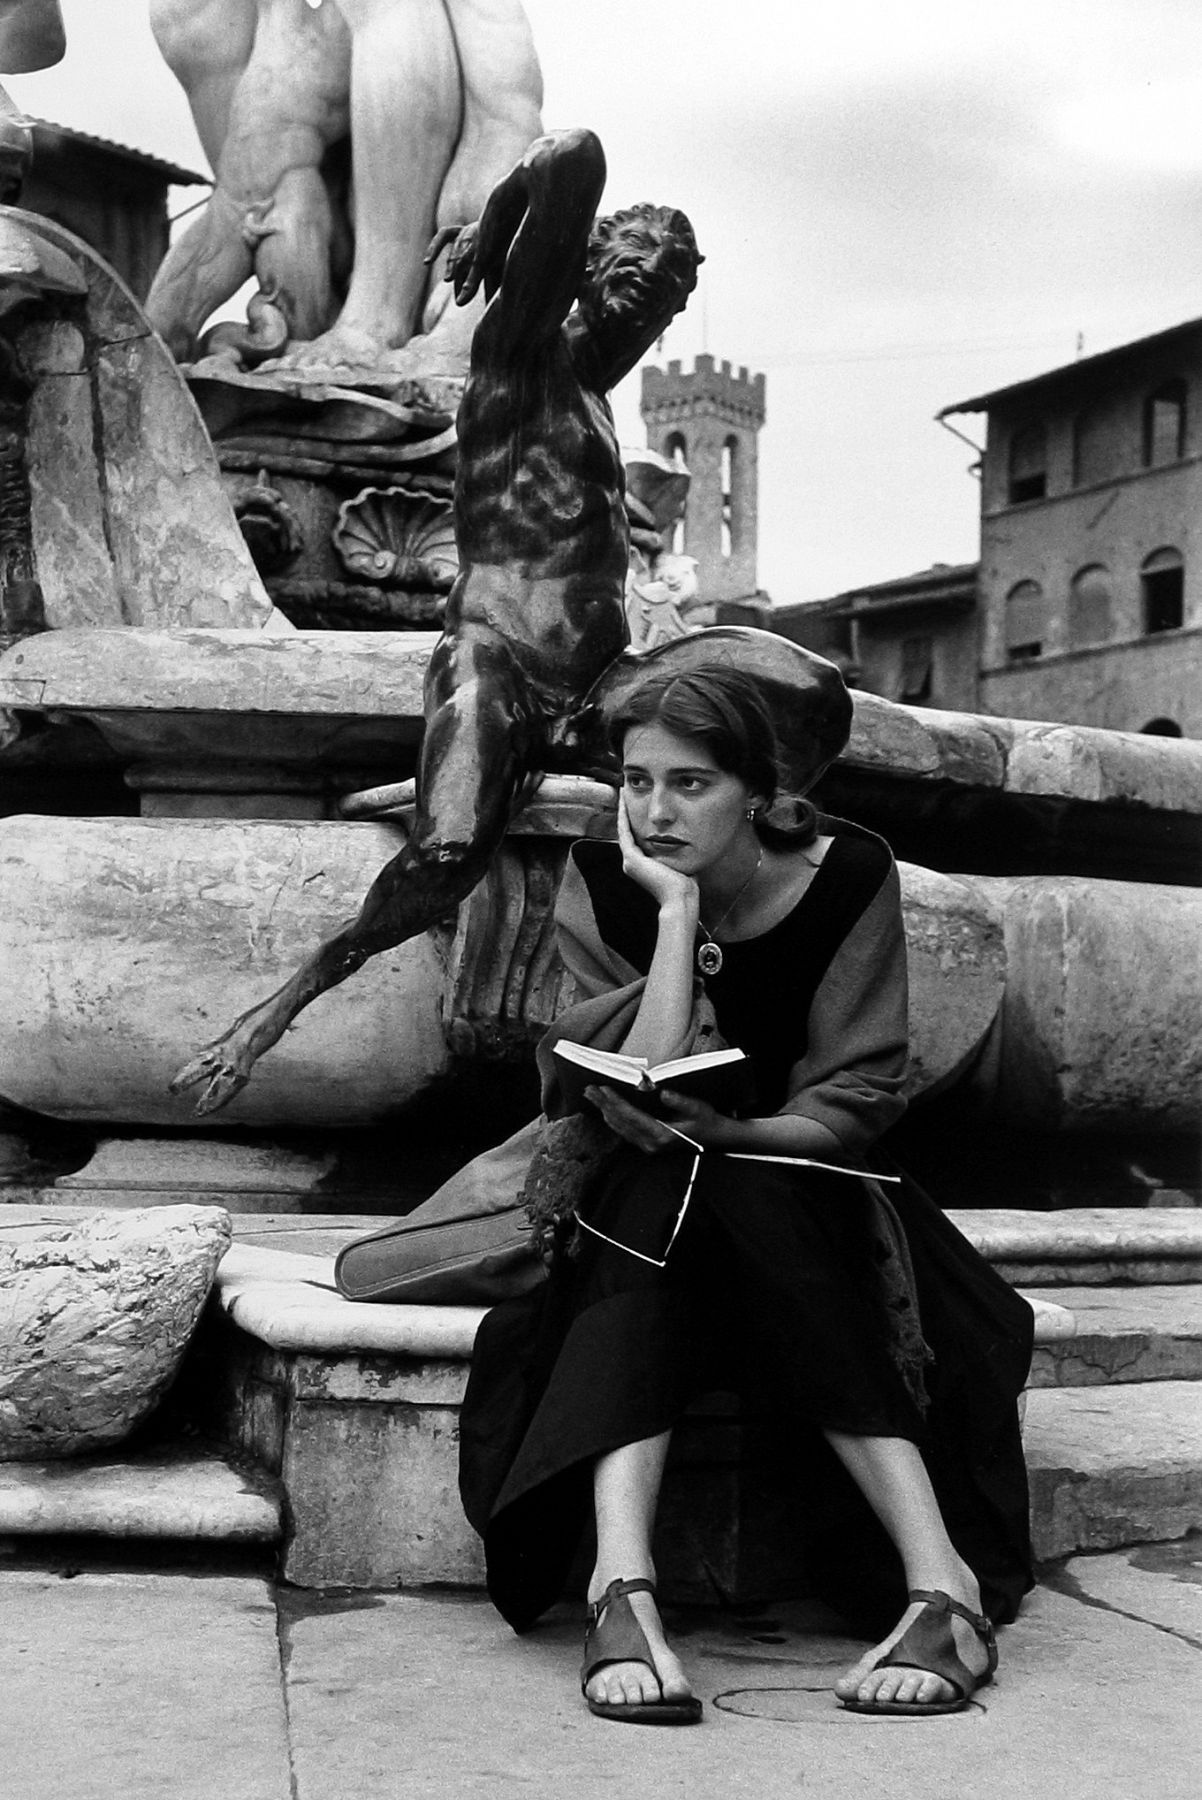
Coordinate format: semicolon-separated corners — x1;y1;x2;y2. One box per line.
640;354;767;604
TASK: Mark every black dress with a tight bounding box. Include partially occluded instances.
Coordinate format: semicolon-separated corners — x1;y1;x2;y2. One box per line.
459;833;1034;1638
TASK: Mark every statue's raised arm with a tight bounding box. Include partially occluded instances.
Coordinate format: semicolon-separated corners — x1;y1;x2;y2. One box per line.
445;128;606;352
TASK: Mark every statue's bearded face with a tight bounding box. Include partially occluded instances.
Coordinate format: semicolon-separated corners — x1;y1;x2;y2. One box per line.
580;219;694;336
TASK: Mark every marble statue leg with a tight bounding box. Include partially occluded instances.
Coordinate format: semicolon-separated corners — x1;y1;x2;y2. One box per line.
170;629;540;1113
149;0;258;171
278;0;463;369
143;191;258;361
406;0;543;371
148;0;352;358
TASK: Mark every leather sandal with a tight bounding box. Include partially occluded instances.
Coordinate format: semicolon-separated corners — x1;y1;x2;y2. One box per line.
581;1577;703;1724
839;1587;999;1717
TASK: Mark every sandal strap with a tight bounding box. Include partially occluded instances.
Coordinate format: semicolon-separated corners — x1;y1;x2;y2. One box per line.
581;1578;660;1693
873;1590;998;1700
907;1589;998;1672
586;1576;657;1626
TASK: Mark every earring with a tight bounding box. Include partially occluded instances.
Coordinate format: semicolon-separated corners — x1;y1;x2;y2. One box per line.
745;806;757;821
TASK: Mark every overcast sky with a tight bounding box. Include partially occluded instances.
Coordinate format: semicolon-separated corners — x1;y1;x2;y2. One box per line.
9;0;1202;603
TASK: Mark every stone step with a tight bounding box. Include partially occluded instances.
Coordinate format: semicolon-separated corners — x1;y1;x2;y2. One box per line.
1025;1381;1202;1560
1026;1285;1202;1385
5;1212;1202;1585
0;1443;282;1544
947;1208;1202;1285
222;1207;1202;1287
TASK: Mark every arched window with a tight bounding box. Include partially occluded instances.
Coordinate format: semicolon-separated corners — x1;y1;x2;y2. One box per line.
720;436;736;559
1068;564;1113;647
1007;422;1047;503
664;433;688;552
1141;547;1184;634
1142;379;1187;467
1141;717;1183;737
1004;580;1045;661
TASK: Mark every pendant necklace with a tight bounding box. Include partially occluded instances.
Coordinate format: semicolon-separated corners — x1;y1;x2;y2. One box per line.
696;849;763;977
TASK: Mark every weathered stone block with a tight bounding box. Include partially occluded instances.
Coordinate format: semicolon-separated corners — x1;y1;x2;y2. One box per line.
0;815;450;1127
0;1446;281;1539
9;209;278;631
0;628;431;778
24;324;125;628
979;876;1202;1131
1026;1286;1202;1387
848;693;1007;787
0;1205;232;1458
51;1137;340;1215
282;1395;483;1589
1025;1382;1202;1559
0;626;432;729
952;1208;1202;1285
897;862;1004;1096
0;812;1003;1126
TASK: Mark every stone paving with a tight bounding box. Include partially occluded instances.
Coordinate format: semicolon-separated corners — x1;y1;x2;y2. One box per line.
2;1541;1200;1800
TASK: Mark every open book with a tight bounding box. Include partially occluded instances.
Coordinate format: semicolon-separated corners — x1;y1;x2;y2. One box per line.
552;1041;756;1117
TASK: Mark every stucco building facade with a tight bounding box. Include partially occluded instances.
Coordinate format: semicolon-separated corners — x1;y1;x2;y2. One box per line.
769;319;1202;738
940;317;1202;737
766;562;979;712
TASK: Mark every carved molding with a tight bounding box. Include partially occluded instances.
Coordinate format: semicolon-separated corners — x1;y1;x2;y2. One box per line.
230;471;303;575
332;483;458;589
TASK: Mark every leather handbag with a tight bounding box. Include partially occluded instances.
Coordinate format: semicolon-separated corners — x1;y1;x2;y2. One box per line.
334;1120;547;1306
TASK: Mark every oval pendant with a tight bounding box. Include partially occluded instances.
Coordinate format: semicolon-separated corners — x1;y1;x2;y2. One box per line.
697;940;724;977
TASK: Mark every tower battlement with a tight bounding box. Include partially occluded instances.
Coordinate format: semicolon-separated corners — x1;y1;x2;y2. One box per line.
641;354;767;431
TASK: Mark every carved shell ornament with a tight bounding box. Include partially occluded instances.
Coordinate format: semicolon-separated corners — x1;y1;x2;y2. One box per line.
332;485;458;589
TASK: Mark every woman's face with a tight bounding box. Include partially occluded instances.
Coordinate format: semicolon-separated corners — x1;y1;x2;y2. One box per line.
621;722;762;877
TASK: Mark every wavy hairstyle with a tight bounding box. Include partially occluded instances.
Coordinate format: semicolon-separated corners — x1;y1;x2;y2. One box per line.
608;665;819;849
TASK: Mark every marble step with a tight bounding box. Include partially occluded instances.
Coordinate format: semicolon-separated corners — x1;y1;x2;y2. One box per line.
1025;1381;1202;1560
220;1208;1202;1287
0;1444;282;1544
1026;1286;1202;1385
946;1208;1202;1286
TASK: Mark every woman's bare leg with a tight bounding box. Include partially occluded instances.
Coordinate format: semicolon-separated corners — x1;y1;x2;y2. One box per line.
586;1432;696;1710
825;1431;990;1708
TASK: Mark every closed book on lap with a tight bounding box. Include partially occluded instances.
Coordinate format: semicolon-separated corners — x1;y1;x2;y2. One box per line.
552;1041;755;1117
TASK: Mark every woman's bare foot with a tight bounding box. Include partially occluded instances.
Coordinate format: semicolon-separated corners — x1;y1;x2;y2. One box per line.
583;1578;696;1712
834;1566;992;1711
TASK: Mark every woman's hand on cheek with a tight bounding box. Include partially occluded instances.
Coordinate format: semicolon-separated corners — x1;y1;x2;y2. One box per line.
585;1085;676;1153
617;794;698;912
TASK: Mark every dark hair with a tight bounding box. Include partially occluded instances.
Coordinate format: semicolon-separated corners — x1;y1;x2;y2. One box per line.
586;203;703;301
609;666;818;848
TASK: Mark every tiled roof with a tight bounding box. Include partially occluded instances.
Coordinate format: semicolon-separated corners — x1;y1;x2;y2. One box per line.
30;119;206;186
940;316;1202;417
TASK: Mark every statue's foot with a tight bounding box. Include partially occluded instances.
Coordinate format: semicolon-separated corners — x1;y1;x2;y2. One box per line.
262;322;390;376
169;1040;256;1116
376;336;469;383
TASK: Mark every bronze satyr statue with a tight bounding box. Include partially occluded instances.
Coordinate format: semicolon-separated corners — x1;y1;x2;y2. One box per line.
172;128;704;1112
